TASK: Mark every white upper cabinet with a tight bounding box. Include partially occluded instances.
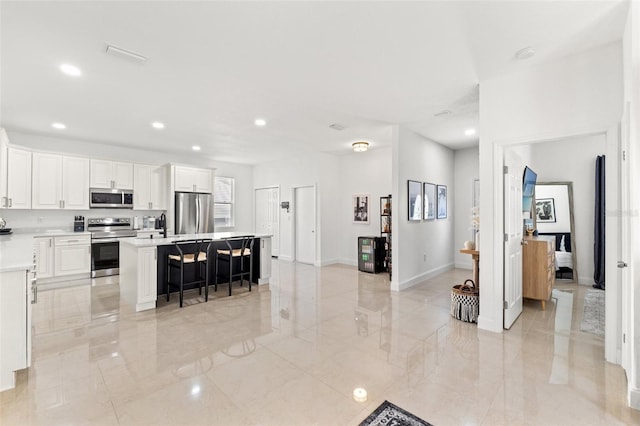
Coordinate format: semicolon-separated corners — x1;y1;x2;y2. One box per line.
0;129;8;206
62;156;90;209
134;164;166;210
32;153;89;210
90;159;133;189
174;166;212;193
6;147;32;209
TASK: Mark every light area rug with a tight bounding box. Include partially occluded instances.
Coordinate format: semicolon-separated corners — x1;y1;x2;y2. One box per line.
581;289;605;336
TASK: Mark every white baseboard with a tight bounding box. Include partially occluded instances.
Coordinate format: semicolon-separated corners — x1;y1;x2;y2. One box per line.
394;263;454;291
455;262;473;270
629;386;640;410
279;255;293;262
317;258;339;267
578;275;593;285
337;258;358;267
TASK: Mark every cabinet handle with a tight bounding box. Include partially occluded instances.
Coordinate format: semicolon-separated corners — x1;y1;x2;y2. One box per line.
62;200;65;208
149;201;152;209
31;282;37;304
49;239;52;247
1;196;5;207
8;198;12;207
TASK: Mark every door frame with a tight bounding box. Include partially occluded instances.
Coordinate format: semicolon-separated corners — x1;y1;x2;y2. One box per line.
292;184;317;265
482;125;621;359
254;185;280;257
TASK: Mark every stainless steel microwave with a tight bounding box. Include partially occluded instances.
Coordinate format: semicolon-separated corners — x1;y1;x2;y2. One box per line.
89;188;134;209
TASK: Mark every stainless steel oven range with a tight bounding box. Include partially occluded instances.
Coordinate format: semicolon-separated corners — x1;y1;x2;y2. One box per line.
88;217;136;278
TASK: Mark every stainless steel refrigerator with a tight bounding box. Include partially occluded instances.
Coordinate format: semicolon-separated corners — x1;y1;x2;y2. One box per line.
174;192;214;234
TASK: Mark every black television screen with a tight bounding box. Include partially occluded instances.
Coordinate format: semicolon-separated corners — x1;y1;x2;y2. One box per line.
522;166;537;197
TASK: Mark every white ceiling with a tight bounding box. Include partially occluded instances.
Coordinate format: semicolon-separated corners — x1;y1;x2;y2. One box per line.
0;1;628;165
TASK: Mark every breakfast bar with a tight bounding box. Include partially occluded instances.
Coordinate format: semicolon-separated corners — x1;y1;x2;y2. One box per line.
119;232;272;311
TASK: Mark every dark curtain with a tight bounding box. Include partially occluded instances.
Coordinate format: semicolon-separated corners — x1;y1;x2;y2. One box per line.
593;155;606;289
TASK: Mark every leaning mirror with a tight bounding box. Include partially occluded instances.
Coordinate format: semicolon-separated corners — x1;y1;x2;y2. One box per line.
534;182;577;282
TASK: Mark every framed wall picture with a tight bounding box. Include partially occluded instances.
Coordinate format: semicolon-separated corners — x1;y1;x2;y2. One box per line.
535;198;556;223
423;182;435;220
353;194;370;224
436;184;447;219
408;180;422;221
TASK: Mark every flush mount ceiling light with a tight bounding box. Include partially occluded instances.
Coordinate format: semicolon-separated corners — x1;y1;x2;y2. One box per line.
59;63;81;76
105;44;147;63
51;122;66;129
464;128;476;136
151;121;165;129
515;46;536;60
192;145;201;151
352;141;369;152
254;118;267;127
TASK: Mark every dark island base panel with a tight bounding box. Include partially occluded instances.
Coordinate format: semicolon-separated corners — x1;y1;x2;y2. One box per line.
156;238;262;296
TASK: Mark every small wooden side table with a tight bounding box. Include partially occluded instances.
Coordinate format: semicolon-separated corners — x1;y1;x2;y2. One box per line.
459;249;479;288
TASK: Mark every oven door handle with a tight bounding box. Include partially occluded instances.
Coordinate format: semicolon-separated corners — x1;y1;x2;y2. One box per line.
91;238;121;244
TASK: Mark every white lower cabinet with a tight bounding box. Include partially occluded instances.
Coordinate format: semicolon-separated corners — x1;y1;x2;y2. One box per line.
259;237;272;284
33;237;54;279
53;236;91;277
138;247;157;305
0;269;33;391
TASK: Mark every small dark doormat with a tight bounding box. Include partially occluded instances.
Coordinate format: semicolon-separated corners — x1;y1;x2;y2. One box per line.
359;400;433;426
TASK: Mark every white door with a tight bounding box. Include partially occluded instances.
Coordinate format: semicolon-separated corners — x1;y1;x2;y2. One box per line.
620;106;632;371
33;237;54;279
194;168;212;193
90;159;113;188
255;187;279;257
503;151;524;329
112;161;133;189
150;165;166;210
174;166;196;192
62;156;90;209
294;186;316;264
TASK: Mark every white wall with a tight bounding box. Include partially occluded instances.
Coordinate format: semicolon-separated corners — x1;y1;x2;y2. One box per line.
453;147;479;269
530;135;606;285
479;42;623;333
3;131;254;232
338;146;392;265
252;152;340;265
392;126;455;291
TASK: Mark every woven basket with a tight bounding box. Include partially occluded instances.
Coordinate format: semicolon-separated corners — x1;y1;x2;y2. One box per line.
451;279;479;323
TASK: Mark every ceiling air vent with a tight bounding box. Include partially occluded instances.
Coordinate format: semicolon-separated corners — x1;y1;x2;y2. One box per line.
329;123;347;131
434;110;451;117
105;44;147;63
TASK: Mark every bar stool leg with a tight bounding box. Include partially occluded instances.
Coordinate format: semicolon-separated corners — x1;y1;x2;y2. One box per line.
166;261;171;302
228;259;233;296
179;264;184;308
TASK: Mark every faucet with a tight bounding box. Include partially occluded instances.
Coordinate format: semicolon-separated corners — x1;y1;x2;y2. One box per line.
160;213;167;238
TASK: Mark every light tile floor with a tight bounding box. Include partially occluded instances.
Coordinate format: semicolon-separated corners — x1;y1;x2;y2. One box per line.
1;261;639;425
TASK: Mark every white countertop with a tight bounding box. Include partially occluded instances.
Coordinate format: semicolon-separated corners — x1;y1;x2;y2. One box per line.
0;230;91;273
121;232;271;248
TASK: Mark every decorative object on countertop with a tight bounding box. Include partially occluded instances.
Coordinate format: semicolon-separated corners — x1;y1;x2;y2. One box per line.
359;400;433;426
451;279;479;323
463;240;474;250
74;216;85;232
0;217;11;234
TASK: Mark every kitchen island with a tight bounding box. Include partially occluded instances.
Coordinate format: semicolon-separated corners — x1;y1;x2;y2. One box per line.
119;233;272;312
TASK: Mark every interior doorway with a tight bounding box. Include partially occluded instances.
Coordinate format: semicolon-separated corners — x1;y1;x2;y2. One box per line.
293;185;316;264
254;186;280;257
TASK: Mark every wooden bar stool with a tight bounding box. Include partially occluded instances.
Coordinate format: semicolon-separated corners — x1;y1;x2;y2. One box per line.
166;239;212;307
214;236;254;296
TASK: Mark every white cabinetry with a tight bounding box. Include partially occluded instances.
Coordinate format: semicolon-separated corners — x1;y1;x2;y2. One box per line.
259;237;272;284
33;237;54;279
134;164;166;210
32;153;90;210
174;166;212;193
0;129;8;206
90;159;133;189
0;269;33;391
4;147;32;209
120;243;157;312
53;235;91;277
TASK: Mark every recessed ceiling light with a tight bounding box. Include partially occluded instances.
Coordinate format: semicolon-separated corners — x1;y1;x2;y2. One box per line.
52;123;66;129
464;128;476;136
59;64;82;76
192;145;201;151
515;46;536;60
254;118;266;127
151;121;165;129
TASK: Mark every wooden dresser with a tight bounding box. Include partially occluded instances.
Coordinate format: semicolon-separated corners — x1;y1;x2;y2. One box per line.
523;236;555;310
